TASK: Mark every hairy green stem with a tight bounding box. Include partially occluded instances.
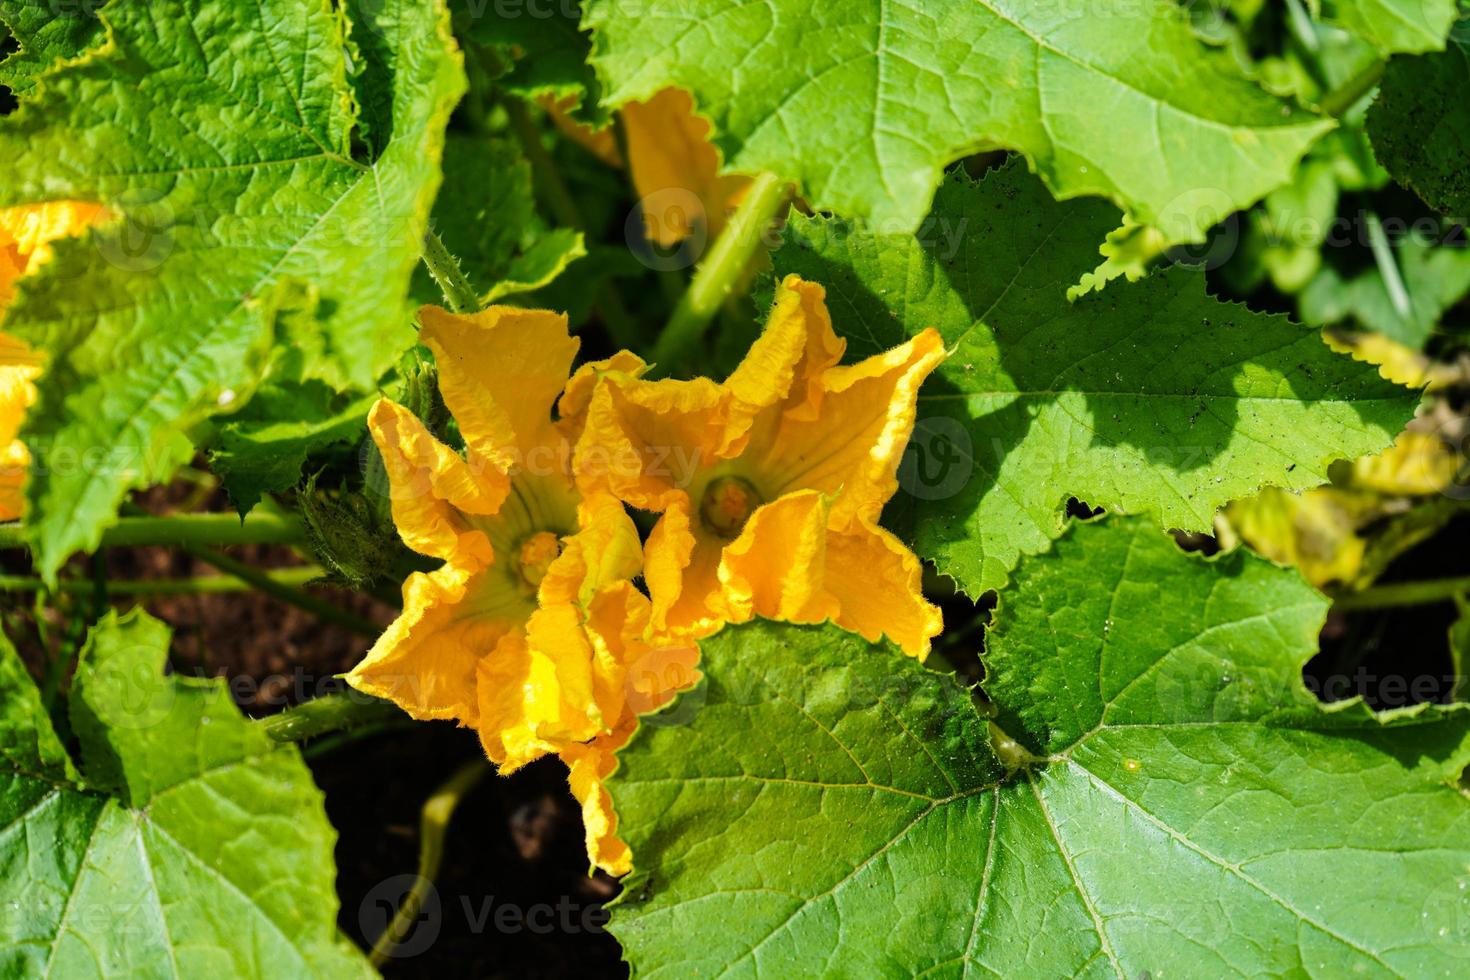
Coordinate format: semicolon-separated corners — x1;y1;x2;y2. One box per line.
0;512;305;550
421;228;481;313
1335;577;1470;612
0;565;325;596
257;690;405;743
652;171;790;373
369;759;491;966
182;544;381;636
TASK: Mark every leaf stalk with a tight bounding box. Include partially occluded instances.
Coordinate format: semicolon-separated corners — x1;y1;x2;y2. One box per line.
421;228;482;314
1335;576;1470;612
257;690;405;743
652;171;791;373
368;758;491;966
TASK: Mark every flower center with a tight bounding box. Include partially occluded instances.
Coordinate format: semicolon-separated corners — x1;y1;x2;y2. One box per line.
699;476;763;539
516;531;562;589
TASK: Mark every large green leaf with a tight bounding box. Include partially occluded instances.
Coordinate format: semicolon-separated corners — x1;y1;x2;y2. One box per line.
609;518;1470;975
771;161;1417;596
584;0;1331;243
0;610;370;977
0;0;465;581
1321;0;1462;53
1368;35;1470;216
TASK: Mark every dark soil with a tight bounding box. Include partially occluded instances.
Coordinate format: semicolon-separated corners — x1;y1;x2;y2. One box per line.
318;724;625;978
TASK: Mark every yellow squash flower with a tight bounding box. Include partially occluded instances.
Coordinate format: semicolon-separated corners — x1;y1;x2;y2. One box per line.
545;87;749;246
578;274;947;658
0;200;110;520
345;304;694;874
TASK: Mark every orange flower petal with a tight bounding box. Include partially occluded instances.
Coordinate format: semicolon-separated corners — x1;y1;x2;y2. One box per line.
620;88;749;248
576;375;726;509
558;350;647;447
347;563;515;724
540;492;644;610
642;494;728;639
719;489;839;626
478;610;598;772
0;200;110;518
0;200;110;309
752;327;946;529
368;399;504;563
727;275;845;426
419;304;579;470
478;584;657;773
563;724;636;876
823;521;943;659
563;619;701;877
0;336;40;522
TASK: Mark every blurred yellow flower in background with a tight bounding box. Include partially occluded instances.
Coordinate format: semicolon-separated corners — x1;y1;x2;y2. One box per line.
545;87;749;246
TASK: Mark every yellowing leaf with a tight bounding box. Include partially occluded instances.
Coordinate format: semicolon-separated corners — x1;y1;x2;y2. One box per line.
1223;486;1374;588
1349;430;1459;495
1327;329;1461;390
1224;432;1460;588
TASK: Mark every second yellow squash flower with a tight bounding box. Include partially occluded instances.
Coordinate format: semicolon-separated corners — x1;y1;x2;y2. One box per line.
578;274;947;658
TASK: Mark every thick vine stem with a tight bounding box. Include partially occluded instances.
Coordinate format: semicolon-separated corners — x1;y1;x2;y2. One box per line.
0;565;324;595
421;228;481;313
369;758;491;966
652;171;792;373
0;512;305;551
257;690;405;743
